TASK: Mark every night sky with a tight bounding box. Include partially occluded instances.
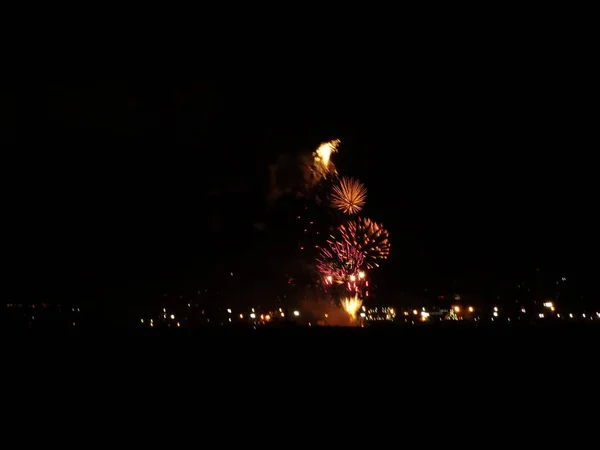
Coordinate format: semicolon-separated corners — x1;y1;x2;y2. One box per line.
6;68;597;307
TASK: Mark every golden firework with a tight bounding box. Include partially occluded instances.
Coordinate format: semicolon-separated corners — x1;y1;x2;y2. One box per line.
330;176;367;214
312;139;340;181
341;294;363;321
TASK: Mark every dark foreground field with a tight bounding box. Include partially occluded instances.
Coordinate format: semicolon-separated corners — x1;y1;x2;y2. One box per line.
6;322;598;391
8;321;599;356
6;320;600;337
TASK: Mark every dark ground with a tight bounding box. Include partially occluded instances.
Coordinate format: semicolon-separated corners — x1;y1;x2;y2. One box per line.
8;322;598;356
7;323;597;404
7;321;599;335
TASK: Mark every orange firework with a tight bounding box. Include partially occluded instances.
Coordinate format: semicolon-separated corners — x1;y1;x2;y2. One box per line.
330;177;367;215
312;139;340;182
341;294;362;322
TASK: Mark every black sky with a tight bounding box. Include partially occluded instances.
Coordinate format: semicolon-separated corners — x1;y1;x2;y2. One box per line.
6;54;598;304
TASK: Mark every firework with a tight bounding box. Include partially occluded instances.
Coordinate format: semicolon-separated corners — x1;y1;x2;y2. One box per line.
330;176;367;215
341;294;362;322
338;217;390;269
316;241;365;285
312;139;340;182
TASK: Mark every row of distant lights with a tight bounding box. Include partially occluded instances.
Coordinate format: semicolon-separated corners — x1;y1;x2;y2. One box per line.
484;303;599;321
402;306;475;319
537;302;599;320
142;307;302;327
403;304;600;321
359;306;396;320
227;308;300;322
141;308;180;327
142;304;599;326
404;306;476;315
538;313;598;319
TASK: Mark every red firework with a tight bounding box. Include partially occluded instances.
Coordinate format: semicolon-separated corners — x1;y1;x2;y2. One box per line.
316;240;365;285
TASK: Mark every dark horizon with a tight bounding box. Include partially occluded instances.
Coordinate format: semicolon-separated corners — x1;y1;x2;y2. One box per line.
5;73;597;311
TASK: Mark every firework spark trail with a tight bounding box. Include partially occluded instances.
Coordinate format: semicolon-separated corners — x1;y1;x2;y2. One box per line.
330;176;367;214
341;294;362;322
316;241;365;284
338;217;390;269
312;139;340;182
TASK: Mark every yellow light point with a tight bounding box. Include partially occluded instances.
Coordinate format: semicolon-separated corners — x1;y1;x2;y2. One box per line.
454;306;460;312
468;306;474;312
350;274;356;282
413;309;418;315
341;295;363;322
265;315;271;321
358;271;365;279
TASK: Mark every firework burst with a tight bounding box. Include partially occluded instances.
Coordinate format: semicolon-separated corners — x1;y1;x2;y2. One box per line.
316;241;365;285
330;176;367;214
338;217;390;269
341;294;362;322
312;139;340;182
